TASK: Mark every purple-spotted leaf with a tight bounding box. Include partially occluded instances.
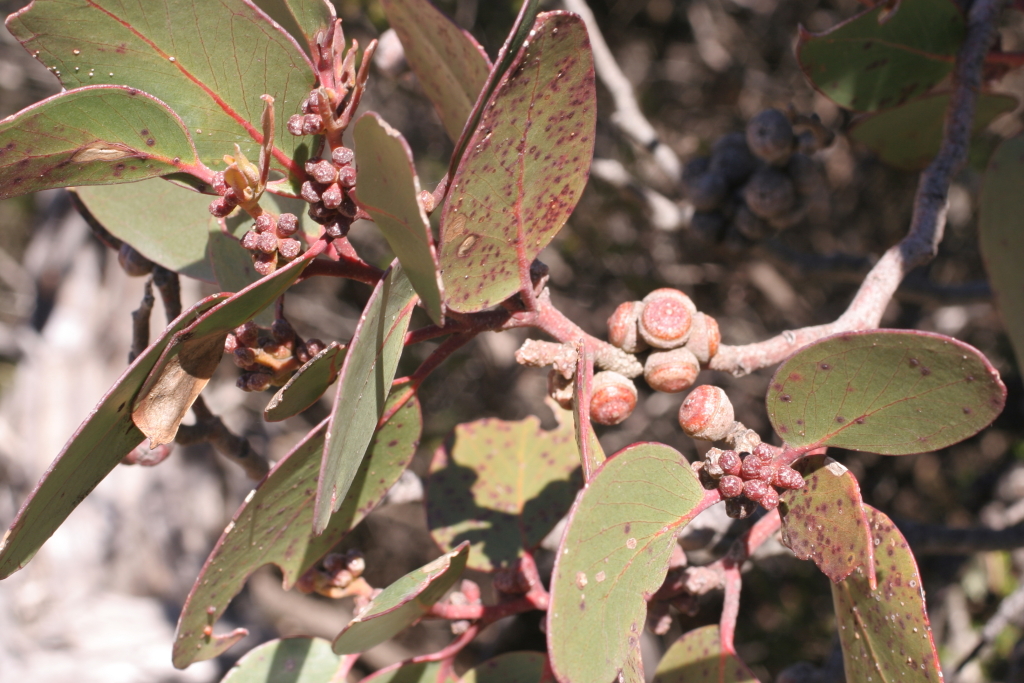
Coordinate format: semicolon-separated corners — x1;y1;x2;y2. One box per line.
0;86;203;200
652;625;759;683
264;341;346;422
252;0;335;57
7;0;317;179
0;293;228;579
850;92;1017;170
364;662;453;683
332;542;469;654
460;652;555;683
796;0;964;112
547;443;705;683
426;405;582;571
380;0;491;143
172;390;422;668
315;261;417;535
438;11;595;313
980;133;1024;371
832;506;942;682
779;455;875;585
353;112;444;324
219;637;342;683
766;330;1005;455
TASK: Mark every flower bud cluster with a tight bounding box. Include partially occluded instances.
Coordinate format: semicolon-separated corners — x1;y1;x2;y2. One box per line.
295;549;369;599
694;444;805;518
225;319;326;392
238;210;303;275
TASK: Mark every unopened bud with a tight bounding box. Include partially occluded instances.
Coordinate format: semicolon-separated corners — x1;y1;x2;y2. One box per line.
709;132;759;185
743;167;796;220
238;371;273;391
746;109;794;165
644;347;700;393
234;322;259;347
271;318;295;343
255;213;276;233
718;474;744;498
287;114;305;136
321;183;343;209
241;230;260;251
338;165;357;189
301;181;323;204
256;232;278;254
718;450;742;476
276;212;299;237
639;288;696;349
590;371;637;426
254;252;277;275
772;466;805;490
301;114;324;135
678;385;734;441
740;455;772;482
278;238;301;260
208;196;237;217
332;146;355;166
306;159;339;185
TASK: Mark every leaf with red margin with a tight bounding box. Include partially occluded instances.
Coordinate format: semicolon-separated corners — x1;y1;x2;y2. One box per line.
0;86;203;200
547;443;706;683
172;389;422;668
380;0;491;143
766;330;1005;455
253;0;335;57
438;11;595;313
652;625;759;683
332;542;469;654
0;293;228;579
264;341;346;422
779;455;875;586
460;652;555;683
426;404;582;572
219;637;342;683
7;0;317;179
832;506;942;682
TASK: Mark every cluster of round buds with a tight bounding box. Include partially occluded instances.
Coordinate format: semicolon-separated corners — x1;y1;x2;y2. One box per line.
208;169;242;218
295;549;369;599
684;108;833;244
446;579;482;634
238;211;303;275
697;444;805;519
225;319;326;392
287;90;327;137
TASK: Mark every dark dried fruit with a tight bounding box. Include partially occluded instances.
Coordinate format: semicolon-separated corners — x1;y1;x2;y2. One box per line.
689;211;727;242
733;203;772;240
709;132;759;184
743;166;796;220
685;172;727;212
271;318;295;343
746;109;794;165
759;487;780;510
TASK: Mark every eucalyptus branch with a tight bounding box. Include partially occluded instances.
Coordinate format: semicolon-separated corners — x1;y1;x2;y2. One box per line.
299;251;384;285
128;278;154;363
152;265;182;323
176;395;270;480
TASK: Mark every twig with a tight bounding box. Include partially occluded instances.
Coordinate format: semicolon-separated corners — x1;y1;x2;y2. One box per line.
408;623;480;664
719;510;782;653
129;279;154;363
896;518;1024;555
709;0;1004;377
590;158;688;231
176;395;270;480
152;266;182;323
955;583;1024;674
299;253;384;286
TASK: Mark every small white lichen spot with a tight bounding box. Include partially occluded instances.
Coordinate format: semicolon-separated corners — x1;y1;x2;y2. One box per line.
595;571;606;583
575;571;587;589
825;457;848;476
72;49;80;55
169;57;176;62
626;537;637;550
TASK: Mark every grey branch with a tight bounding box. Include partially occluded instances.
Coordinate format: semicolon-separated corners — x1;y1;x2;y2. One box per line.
897;518;1024;555
129;279;154;363
176;396;270;481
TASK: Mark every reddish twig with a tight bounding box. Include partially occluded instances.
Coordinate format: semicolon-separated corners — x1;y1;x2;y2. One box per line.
409;622;481;664
299;252;384;286
404;310;512;346
719;510;782;654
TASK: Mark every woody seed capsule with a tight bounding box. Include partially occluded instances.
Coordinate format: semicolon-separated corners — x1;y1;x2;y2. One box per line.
678;385;734;441
684;312;721;364
306;159;339;185
644;347;700;393
743;479;771;503
639;288;697;349
590;371;638;426
607;301;647;353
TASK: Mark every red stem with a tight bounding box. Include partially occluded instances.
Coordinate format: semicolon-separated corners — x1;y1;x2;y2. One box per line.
719;510;782;654
409;623;481;664
300;252;384;285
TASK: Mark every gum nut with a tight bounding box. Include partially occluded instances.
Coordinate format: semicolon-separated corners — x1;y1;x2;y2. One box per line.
718;475;744;498
306;159;339;185
644;347;700;393
233;322;259;347
759;487;780;510
678;385;734;441
740;455;772;482
607;301;647;353
254;213;276;233
684;312;721;364
718;450;742;476
709;132;759;185
322;183;344;209
733;203;772;241
685;172;727;212
772;466;805;490
301;180;323;204
743;166;796;220
742;479;770;503
590;371;637;426
639;288;696;349
752;443;776;462
746;108;795;165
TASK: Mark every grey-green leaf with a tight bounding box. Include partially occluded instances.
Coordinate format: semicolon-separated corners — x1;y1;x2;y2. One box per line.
460;652;554;683
253;0;335;56
264;342;346;422
219;637;342;683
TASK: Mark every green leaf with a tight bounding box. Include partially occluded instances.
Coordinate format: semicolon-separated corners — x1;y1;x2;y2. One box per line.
264;341;346;422
766;330;1005;455
0;86;202;200
460;652;554;683
438;10;595;313
332;542;469;655
849;92;1017;170
353;112;444;325
74;179;216;282
219;637;342;683
980;133;1024;371
172;389;422;668
547;443;705;683
0;293;228;579
8;0;317;179
252;0;335;56
796;0;965;112
779;455;875;585
832;506;942;682
380;0;491;143
426;407;582;571
207;228;275;325
652;625;759;683
363;662;452;683
314;262;417;535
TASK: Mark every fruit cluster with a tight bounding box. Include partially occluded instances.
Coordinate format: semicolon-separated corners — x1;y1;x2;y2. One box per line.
225;319;325;392
239;211;303;276
684;108;832;242
697;444;805;519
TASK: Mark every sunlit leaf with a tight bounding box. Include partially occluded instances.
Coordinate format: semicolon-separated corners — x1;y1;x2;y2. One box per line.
547;443;705;683
264;341;346;422
0;86;202;200
363;662;452;683
832;506;942;682
426;406;582;571
332;542;469;654
314;262;417;535
766;330;1005;455
380;0;491;143
796;0;964;112
172;390;421;668
353;112;443;325
779;455;875;585
219;637;342;683
439;11;595;313
652;625;759;683
0;294;228;579
206;228;274;326
253;0;335;56
460;652;554;683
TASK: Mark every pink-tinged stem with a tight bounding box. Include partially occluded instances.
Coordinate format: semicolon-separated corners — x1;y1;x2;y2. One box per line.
300;252;384;285
719;510;782;654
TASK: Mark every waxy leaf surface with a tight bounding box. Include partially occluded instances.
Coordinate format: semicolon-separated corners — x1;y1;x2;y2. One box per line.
832;506;942;682
173;390;422;668
332;542;469;654
0;86;201;200
364;662;451;683
426;408;582;571
220;637;342;683
796;0;964;112
766;330;1005;455
0;294;228;579
980;134;1024;371
381;0;491;143
253;0;335;56
439;11;595;313
8;0;317;178
460;652;554;683
353;112;443;324
264;341;345;422
652;625;759;683
850;92;1017;170
315;262;417;534
547;443;705;683
779;455;874;585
